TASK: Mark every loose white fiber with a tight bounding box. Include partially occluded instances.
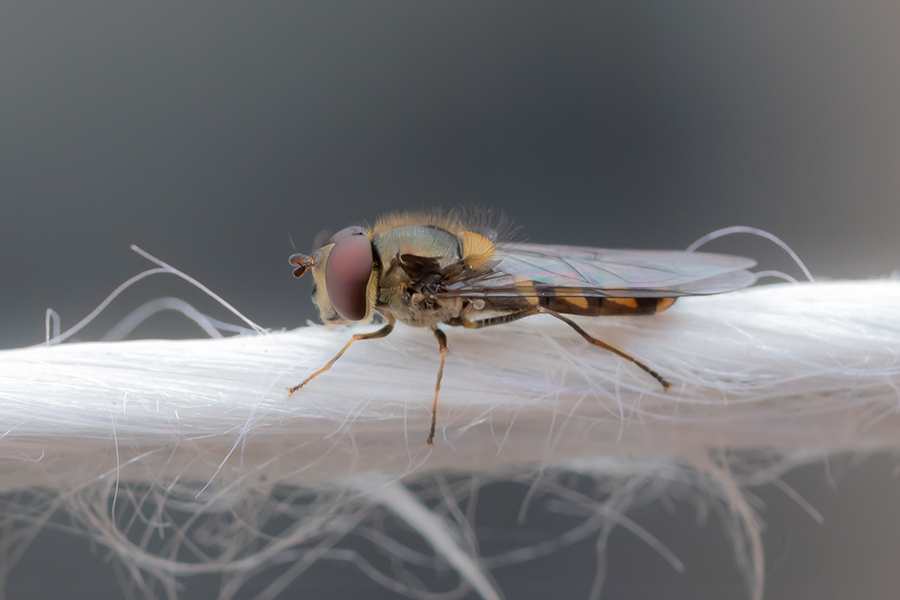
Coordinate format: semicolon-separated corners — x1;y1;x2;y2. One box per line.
1;279;899;599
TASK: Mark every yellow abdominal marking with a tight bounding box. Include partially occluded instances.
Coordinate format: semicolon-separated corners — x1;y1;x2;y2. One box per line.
656;297;676;312
609;298;639;309
513;279;541;305
564;296;590;309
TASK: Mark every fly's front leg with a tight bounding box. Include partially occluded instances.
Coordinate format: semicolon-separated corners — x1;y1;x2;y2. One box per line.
535;306;671;390
427;328;449;447
287;313;396;395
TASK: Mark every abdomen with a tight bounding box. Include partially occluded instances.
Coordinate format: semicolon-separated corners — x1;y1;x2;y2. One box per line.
539;295;676;316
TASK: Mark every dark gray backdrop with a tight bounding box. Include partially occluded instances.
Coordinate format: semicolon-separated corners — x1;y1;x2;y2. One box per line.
2;1;899;599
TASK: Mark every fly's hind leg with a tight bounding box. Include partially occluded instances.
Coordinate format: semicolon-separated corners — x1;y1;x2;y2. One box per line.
535;306;671;390
427;328;449;447
450;306;670;391
287;313;396;395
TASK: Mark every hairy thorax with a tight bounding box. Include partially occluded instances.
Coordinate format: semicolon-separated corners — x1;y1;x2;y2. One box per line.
372;224;472;328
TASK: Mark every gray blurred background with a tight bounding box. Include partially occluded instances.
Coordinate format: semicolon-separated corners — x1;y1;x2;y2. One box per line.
1;0;899;598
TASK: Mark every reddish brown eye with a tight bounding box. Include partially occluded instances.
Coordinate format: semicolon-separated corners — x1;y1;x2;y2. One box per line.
325;232;374;321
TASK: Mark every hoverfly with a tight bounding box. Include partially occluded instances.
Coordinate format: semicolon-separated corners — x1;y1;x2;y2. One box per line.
288;211;756;446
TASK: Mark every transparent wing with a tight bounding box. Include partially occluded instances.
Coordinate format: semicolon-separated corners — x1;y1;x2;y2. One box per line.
439;242;758;299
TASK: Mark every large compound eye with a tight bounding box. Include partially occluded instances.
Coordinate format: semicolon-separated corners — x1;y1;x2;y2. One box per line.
325;231;374;321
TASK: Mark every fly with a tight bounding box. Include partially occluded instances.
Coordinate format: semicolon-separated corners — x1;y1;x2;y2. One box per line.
288;212;757;446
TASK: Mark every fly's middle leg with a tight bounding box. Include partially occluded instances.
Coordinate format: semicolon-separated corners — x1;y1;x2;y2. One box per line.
427;328;448;447
287;313;396;395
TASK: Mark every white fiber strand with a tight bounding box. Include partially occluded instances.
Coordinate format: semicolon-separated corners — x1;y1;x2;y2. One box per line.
127;245;267;335
102;297;224;341
686;225;816;283
350;475;501;600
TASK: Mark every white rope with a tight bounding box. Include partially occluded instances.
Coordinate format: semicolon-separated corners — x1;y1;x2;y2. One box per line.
0;279;898;599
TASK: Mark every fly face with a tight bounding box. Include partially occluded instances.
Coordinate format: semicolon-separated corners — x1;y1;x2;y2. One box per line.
289;211;758;446
289;226;379;324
